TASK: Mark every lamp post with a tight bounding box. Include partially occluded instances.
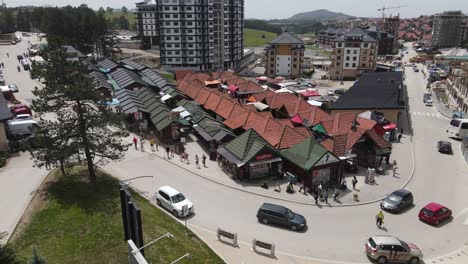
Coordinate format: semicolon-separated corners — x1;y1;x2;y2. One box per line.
170;253;191;264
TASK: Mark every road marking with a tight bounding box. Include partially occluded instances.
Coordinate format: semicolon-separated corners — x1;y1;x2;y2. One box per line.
455;208;468;218
436;113;441;118
416;112;420;115
431;113;436;117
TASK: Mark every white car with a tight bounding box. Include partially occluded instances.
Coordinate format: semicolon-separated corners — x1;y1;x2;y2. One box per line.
156;186;194;217
327;90;335;96
425;99;433;106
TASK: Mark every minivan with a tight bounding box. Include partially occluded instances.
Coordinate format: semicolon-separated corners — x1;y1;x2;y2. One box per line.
6;119;39;137
257;203;306;231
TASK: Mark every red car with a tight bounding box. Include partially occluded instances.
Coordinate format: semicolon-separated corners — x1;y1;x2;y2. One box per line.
418;202;452;225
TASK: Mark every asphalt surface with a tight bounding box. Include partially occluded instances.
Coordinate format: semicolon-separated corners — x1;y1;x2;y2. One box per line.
2;36;468;263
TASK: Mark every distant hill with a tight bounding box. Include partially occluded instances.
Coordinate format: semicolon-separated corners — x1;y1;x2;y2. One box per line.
289;9;353;21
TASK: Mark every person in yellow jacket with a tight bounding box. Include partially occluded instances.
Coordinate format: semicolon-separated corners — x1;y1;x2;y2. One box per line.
376;211;384;228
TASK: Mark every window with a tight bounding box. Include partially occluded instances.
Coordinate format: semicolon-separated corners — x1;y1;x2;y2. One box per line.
336;62;340;66
337;56;341;60
461;123;468;129
346;56;350;60
346;50;350;54
352;63;356;67
353;57;357;61
165;14;170;18
364;43;369;48
353;50;357;54
158;191;170;201
362;63;366;67
336;49;341;53
345;63;349;67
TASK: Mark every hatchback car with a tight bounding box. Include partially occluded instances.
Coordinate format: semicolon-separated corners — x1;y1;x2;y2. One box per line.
418;202;452;225
365;235;422;264
156;186;194;218
380;189;413;213
425;99;433;106
327;90;335;96
8;84;18;93
437;141;452;154
334;89;346;95
257;203;306;231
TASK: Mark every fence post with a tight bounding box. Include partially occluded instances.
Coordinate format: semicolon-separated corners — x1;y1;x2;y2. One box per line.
233;233;238;247
251;238;256;252
216;228;220;241
270;243;275;257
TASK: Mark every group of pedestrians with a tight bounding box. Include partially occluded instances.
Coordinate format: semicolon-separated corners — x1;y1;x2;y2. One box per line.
132;136;208;169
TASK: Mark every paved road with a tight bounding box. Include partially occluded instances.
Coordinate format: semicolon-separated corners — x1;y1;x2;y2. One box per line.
106;42;468;263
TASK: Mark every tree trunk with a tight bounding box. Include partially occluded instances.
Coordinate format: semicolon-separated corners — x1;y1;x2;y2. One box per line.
59;158;66;176
76;100;97;183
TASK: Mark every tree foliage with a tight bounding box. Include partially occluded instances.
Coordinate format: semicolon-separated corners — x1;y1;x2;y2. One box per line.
30;43;128;183
244;19;282;35
0;232;20;264
121;6;128;14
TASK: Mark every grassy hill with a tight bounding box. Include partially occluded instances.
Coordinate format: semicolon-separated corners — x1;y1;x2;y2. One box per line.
104;11;136;30
244;28;278;47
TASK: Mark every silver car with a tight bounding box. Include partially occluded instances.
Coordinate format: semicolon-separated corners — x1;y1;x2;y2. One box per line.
365;235;422;264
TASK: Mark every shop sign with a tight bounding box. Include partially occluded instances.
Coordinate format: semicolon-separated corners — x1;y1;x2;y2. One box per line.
255;153;273;161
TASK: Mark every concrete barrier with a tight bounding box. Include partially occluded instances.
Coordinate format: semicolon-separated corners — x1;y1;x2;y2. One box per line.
252;238;275;257
216;227;238;247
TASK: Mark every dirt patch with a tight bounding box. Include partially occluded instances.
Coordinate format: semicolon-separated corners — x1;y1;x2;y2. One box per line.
8;169;60;242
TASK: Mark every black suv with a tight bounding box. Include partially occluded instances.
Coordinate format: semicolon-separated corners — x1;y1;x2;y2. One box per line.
381;189;414;213
257;203;306;231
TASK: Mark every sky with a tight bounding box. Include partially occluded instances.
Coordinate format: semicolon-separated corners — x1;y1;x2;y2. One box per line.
5;0;468;19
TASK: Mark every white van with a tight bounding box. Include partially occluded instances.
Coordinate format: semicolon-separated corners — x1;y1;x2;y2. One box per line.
447;118;468;139
6;119;39;137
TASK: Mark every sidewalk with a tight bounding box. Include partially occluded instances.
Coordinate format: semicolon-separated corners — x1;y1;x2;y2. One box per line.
119;132;414;207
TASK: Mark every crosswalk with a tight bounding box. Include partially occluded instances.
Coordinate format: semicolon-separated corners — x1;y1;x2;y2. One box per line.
411;111;444;119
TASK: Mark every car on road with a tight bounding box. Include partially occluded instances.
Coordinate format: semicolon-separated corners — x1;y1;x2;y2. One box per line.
413;68;419;72
380;189;413;213
8;84;18;93
425;98;433;106
10;105;33;116
17;54;24;60
327;90;335;96
156;186;194;218
418;202;452;225
365;235;422;264
334;89;346;95
423;93;431;103
257;203;306;231
0;76;5;86
437;141;452;154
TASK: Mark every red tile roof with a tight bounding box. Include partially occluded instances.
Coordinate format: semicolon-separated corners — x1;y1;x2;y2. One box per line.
175;70;192;81
223;110;250;129
216;97;236;119
276;126;307;149
204;92;223;111
194;88;211;105
185;83;201;99
366;129;392;149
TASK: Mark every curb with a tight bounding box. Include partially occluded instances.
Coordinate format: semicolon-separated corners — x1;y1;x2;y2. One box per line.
123;136;417;207
431;91;452;119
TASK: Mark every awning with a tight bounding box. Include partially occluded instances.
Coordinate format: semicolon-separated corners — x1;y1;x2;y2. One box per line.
228;85;239;92
375;147;391;156
248;102;269;111
217;147;245;167
106;98;120;106
382;123;397;130
204;80;221;86
291;114;303;125
299;89;320;97
249;157;282;167
307;100;323;106
161;94;172;102
256;76;268;81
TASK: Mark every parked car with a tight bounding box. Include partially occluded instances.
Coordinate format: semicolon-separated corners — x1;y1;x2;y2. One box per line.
327;90;335;96
257;203;306;231
365;235;422;264
156;186;194;217
334;89;346;95
414;68;419;72
380;189;413;213
6;119;39;138
437;141;452;154
418;202;452;225
425;99;433;106
13;114;32;120
8;84;18;93
11;106;33;116
423;93;431;103
0;76;5;86
17;54;23;60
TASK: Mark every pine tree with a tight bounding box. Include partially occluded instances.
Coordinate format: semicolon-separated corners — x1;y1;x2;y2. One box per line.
30;246;46;264
30;43;128;183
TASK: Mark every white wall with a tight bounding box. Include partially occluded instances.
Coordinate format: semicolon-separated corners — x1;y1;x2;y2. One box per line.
276;55;291;76
343;48;360;70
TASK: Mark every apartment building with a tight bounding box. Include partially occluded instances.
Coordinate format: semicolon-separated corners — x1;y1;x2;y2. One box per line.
264;32;305;78
381;15;399;52
461;17;468;45
329;28;378;80
448;65;468;114
135;0;244;71
432;11;464;49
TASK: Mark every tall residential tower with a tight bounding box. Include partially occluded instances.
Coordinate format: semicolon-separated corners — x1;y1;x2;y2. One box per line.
432;11;464;49
135;0;244;71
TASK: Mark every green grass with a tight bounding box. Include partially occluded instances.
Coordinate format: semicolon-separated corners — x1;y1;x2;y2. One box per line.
243;28;277;47
305;45;332;56
10;167;223;264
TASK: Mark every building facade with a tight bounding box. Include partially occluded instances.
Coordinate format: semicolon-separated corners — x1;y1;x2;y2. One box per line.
432;11;464;49
447;65;468;114
366;26;395;55
135;0;244;71
264;32;305;78
329;28;378;80
381;15;399;53
461;17;468;45
317;28;347;48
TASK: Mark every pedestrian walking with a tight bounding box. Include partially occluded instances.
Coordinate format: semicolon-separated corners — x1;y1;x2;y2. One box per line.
400;128;404;134
323;190;328;204
376;211;384;228
333;188;339;202
185;153;189;164
195;155;200;168
298;181;304;193
398;133;402;143
140;138;145;151
202;154;206;167
352;176;358;190
170;148;175;158
392;166;398;177
165;146;170;158
149;138;155;152
133;137;138;150
317;183;323;194
180;151;184;162
314;192;319;204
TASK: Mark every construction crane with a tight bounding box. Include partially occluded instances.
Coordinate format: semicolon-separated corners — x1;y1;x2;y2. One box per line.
1;0;6;8
378;5;406;18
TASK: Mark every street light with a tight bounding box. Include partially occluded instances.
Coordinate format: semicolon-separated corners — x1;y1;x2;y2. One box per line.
170;253;192;264
132;232;174;255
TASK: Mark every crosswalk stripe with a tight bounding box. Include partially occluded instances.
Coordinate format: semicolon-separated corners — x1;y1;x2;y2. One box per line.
431;113;436;117
436;113;441;118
